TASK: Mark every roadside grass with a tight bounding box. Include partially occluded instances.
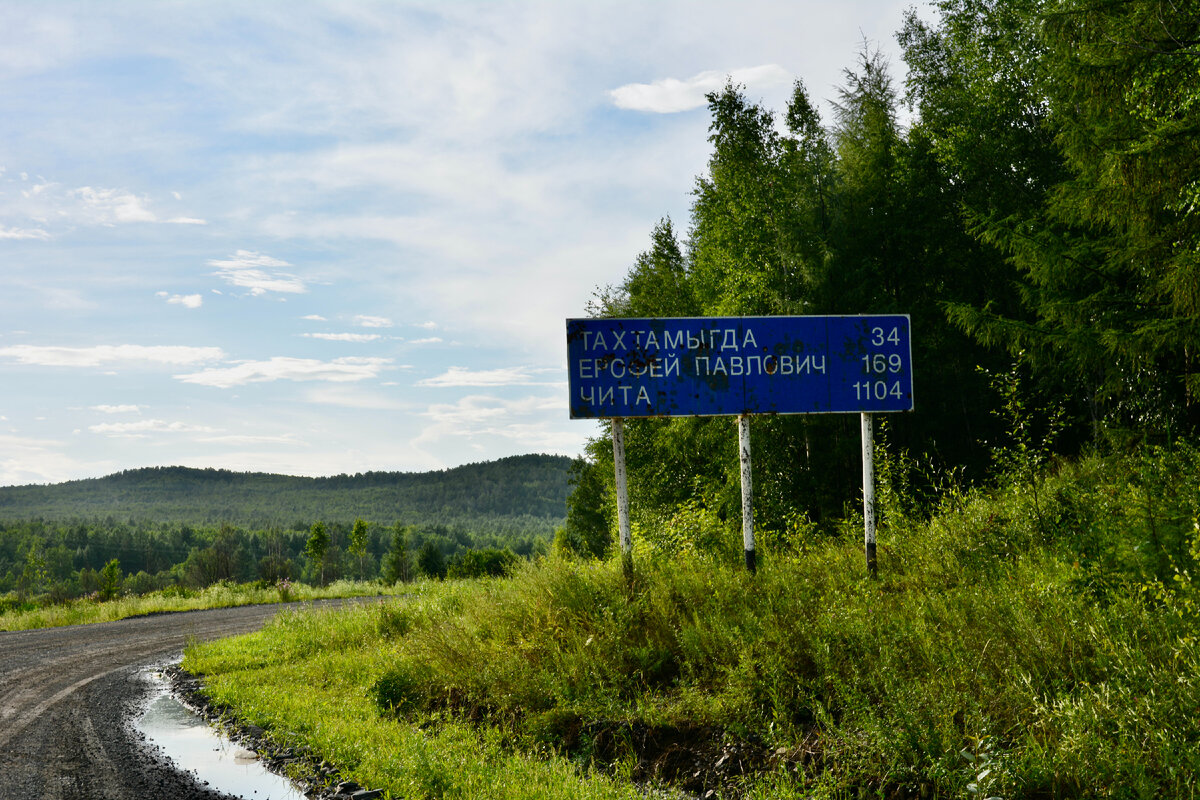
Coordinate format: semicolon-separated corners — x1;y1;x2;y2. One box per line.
0;579;399;631
184;445;1200;798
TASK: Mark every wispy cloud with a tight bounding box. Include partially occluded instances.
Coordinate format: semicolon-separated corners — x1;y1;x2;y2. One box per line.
302;332;381;342
304;385;405;410
71;186;157;223
196;433;302;445
609;64;792;113
89;419;219;437
415;393;579;450
157;292;204;309
417;365;557;387
208;250;307;295
0;224;50;240
175;356;391;388
90;404;142;414
0;433;105;486
355;315;393;328
3;174;207;232
0;344;224;368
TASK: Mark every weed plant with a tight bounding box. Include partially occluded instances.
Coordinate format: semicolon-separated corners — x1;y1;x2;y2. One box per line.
186;444;1200;799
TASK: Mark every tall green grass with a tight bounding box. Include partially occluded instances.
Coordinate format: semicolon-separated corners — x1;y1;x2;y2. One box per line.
0;579;397;631
186;446;1200;799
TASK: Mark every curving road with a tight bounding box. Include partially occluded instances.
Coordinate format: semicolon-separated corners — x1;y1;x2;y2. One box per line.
0;601;356;800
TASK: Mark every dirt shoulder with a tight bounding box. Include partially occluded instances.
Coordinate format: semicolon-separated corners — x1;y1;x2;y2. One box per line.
0;601;357;800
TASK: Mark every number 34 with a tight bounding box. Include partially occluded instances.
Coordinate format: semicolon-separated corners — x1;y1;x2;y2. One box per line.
871;326;901;347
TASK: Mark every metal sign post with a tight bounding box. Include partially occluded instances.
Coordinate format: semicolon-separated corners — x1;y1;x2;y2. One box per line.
738;414;756;574
861;412;877;577
611;418;633;577
567;315;912;575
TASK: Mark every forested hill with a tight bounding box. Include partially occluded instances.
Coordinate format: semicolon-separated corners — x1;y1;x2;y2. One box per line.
0;454;572;530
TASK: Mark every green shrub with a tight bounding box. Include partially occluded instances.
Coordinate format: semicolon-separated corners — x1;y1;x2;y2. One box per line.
446;548;518;579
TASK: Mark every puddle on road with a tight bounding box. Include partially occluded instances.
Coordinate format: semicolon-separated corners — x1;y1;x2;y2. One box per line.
137;672;305;800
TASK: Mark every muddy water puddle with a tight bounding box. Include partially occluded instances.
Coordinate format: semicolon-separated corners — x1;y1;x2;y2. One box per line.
137;670;305;800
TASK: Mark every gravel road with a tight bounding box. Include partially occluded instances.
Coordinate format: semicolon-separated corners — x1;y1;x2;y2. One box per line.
0;601;357;800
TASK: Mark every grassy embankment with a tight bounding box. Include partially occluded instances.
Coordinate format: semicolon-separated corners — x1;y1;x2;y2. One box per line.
184;445;1200;799
0;579;398;631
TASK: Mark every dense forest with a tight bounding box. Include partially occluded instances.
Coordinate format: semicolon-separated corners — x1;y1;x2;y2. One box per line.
0;454;570;529
0;454;569;603
557;0;1200;559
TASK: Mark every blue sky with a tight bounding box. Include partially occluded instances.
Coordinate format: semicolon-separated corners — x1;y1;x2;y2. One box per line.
0;0;932;485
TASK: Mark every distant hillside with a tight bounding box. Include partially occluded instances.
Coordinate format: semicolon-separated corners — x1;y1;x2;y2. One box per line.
0;454;573;530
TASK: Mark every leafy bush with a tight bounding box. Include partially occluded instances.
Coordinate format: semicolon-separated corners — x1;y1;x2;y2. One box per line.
345;447;1200;796
446;548;517;579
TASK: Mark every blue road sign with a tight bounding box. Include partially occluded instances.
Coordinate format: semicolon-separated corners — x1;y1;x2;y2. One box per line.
567;315;913;418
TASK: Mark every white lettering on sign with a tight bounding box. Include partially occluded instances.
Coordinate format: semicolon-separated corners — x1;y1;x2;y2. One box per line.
568;315;912;417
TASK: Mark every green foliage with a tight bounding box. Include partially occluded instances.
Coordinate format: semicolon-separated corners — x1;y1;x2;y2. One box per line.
555;458;612;560
97;558;123;601
349;517;370;580
904;0;1200;436
588;218;695;318
416;540;447;580
187;446;1200;798
0;579;394;631
0;454;572;533
568;1;1200;561
446;548;517;580
571;45;1024;544
1042;0;1200;390
382;523;414;585
304;521;330;586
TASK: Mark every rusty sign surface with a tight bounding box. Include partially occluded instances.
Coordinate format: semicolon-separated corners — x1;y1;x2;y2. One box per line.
566;315;913;418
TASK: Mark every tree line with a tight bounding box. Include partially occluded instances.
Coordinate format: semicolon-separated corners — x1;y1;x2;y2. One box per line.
0;454;571;530
558;0;1200;558
0;515;543;607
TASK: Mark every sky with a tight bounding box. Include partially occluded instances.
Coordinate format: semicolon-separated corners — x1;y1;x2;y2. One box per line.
0;0;935;486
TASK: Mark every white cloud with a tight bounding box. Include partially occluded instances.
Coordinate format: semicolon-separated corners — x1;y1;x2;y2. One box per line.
409;337;443;346
0;344;225;368
304;385;405;410
196;433;302;445
71;186;157;223
302;332;381;342
302;314;327;321
3;173;208;233
159;292;203;309
89;419;219;437
415;321;438;330
175;356;391;388
355;315;393;328
0;433;108;486
90;404;142;414
414;393;581;452
208;250;307;295
0;224;50;240
417;365;557;388
609;64;792;113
